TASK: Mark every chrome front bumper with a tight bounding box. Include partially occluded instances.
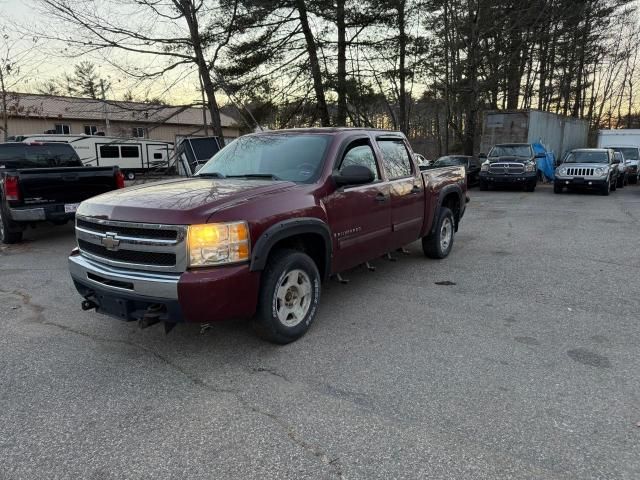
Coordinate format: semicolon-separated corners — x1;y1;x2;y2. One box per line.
69;254;180;300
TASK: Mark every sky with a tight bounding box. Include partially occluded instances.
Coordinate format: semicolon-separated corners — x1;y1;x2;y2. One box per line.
0;0;204;105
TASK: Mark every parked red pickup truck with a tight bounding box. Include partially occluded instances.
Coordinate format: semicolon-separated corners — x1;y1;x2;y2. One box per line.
69;128;467;343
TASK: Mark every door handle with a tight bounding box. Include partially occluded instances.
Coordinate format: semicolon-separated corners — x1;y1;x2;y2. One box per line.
410;185;421;194
375;193;389;203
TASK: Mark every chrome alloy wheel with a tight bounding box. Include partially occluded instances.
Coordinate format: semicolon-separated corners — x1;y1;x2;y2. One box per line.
275;269;312;327
440;217;453;252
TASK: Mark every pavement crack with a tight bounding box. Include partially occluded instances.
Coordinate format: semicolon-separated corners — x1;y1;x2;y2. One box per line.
3;287;344;478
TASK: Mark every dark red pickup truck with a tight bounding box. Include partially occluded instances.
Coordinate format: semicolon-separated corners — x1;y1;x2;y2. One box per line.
69;128;467;343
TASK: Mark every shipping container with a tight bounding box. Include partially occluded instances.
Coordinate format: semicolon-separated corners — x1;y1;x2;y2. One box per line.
480;110;589;161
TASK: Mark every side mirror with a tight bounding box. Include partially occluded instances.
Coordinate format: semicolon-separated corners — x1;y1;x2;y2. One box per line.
613;158;621;165
334;165;375;187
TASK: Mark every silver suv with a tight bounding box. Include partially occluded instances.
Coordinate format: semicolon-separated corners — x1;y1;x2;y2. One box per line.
554;148;620;196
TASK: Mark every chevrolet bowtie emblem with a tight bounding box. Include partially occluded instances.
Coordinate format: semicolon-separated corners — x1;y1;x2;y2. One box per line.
102;233;121;251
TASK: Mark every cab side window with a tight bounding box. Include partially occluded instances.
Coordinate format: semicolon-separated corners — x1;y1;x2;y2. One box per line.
377;139;413;179
339;141;380;182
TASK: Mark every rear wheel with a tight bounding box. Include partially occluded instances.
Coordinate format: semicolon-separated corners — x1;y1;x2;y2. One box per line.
0;204;23;244
617;175;624;188
125;171;136;181
422;207;455;259
253;249;321;344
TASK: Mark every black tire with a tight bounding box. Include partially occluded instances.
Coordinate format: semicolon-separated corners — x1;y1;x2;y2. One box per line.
610;177;616;192
422;207;455;259
554;183;563;194
125;171;136;181
630;176;638;185
616;175;624;188
601;180;611;196
0;203;23;244
479;180;488;191
253;249;321;344
524;181;536;192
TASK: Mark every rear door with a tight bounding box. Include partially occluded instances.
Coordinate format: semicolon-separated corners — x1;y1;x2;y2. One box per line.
325;136;392;272
146;144;171;170
375;137;425;248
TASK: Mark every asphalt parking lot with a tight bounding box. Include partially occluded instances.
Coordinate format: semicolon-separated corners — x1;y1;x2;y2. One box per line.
1;184;639;480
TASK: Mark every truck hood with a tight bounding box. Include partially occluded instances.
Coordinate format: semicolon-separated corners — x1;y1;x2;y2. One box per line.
77;177;297;224
487;156;532;164
559;163;608;169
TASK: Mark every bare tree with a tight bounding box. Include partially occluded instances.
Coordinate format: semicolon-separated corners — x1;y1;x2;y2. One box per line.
0;29;40;141
37;0;242;145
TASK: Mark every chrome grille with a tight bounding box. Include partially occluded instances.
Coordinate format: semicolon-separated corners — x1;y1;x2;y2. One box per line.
566;167;595;176
489;163;525;174
75;215;187;273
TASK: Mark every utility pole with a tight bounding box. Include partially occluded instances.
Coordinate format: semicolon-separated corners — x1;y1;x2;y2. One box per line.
100;79;110;136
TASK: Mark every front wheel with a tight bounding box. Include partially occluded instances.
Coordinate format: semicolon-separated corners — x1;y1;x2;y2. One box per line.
479;180;488;191
554;183;563;194
422;207;455;259
617;175;624;188
601;179;611;196
524;181;536;192
253;249;321;344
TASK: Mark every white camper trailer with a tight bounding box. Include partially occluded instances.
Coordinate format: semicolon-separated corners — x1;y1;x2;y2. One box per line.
16;134;173;180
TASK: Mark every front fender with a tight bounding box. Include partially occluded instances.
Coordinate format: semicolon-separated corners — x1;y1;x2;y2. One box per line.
250;217;332;278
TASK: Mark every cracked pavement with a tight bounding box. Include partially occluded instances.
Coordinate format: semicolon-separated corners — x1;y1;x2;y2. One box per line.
1;184;639;479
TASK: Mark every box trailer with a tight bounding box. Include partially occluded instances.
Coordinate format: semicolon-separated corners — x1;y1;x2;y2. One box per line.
480;110;589;162
597;129;640;149
15;134;173;180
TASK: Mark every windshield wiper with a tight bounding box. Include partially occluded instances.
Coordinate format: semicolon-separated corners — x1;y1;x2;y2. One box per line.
225;174;282;180
197;172;226;178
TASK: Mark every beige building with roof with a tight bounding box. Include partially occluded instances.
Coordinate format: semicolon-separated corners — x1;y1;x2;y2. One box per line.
2;92;240;144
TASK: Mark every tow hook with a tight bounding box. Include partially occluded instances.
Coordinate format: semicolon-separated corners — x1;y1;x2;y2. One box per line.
81;299;98;311
138;304;165;329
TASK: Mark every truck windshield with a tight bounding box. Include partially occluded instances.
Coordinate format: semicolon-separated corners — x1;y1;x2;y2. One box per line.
564;151;608;163
612;147;639;160
488;145;531;158
0;144;82;168
197;134;331;183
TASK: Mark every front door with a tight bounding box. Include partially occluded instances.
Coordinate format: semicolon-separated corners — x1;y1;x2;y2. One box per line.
376;137;424;248
325;138;392;272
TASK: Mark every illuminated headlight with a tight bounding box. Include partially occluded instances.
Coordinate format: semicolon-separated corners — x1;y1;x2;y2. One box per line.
188;222;250;267
559;167;567;176
595;167;606;176
481;162;489;172
525;163;536;172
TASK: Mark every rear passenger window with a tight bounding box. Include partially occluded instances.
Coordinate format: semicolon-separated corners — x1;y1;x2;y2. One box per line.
377;139;412;179
340;142;379;181
121;146;140;158
99;145;119;158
